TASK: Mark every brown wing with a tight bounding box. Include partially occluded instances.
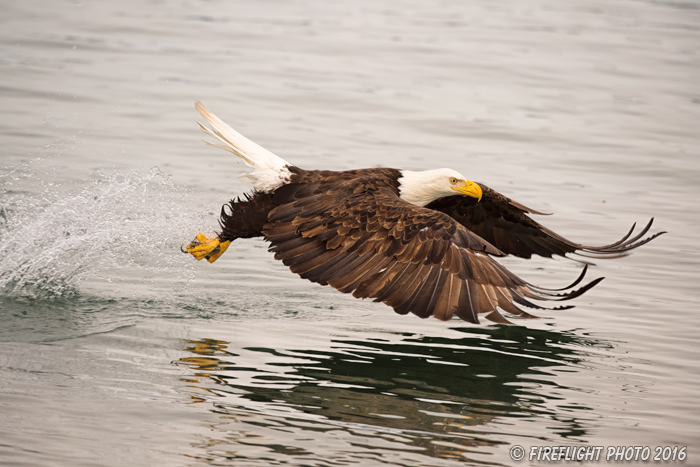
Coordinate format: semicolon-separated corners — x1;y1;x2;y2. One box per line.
425;183;665;259
263;176;600;324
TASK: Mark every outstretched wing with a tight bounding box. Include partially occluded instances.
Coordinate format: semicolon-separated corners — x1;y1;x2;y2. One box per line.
263;175;600;324
425;183;665;259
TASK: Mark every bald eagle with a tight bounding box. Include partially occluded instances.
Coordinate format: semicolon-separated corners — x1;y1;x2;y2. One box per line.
183;102;663;325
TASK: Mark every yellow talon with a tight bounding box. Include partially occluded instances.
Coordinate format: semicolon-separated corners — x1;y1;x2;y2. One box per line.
182;233;231;263
205;239;230;263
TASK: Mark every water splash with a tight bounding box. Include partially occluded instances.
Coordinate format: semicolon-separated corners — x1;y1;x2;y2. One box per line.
0;163;208;299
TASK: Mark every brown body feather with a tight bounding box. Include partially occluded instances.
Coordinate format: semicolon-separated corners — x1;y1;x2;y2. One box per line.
218;192;277;242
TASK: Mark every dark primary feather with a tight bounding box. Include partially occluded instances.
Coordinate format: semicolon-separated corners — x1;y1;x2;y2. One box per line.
425;183;666;259
263;169;599;324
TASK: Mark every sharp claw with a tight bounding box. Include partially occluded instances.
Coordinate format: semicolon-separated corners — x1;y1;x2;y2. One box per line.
205;240;231;263
182;233;229;262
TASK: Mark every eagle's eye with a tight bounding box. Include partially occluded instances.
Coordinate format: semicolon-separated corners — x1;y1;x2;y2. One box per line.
449;177;458;185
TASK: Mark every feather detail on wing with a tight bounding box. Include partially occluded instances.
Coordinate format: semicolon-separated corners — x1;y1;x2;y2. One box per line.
263;171;600;324
425;183;666;260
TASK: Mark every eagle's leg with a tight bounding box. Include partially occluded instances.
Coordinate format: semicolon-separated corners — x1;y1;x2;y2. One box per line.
182;191;277;264
182;233;231;263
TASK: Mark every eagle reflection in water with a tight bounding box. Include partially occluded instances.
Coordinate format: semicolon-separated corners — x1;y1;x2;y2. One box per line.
176;326;604;462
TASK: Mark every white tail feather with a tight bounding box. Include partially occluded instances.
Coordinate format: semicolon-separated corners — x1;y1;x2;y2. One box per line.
195;101;292;192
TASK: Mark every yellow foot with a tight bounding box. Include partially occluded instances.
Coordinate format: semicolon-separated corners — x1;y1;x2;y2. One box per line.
182;233;231;263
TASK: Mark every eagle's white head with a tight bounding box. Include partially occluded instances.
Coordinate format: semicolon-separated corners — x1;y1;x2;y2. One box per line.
398;168;483;207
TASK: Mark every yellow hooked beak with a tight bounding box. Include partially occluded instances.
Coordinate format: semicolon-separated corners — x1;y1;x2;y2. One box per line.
452;180;483;201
